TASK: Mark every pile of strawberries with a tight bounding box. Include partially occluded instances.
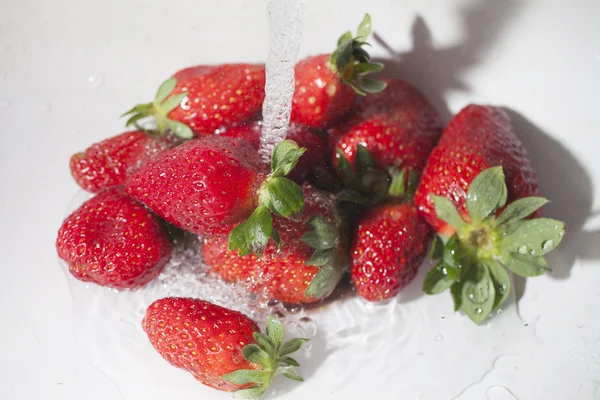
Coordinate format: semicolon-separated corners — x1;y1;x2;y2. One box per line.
55;14;565;399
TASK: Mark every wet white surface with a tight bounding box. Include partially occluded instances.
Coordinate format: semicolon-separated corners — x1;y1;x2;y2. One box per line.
1;0;599;399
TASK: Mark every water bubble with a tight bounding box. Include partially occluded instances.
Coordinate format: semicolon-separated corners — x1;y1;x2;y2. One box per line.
542;240;554;251
87;73;105;88
518;245;528;254
434;333;444;342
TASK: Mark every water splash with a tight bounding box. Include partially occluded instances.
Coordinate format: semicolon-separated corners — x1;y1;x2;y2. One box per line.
259;0;305;162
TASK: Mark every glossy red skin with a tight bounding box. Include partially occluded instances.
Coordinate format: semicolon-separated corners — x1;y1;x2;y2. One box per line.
351;203;431;301
414;105;540;234
125;136;266;236
143;298;259;391
56;188;172;289
70;131;178;193
331;79;442;174
167;64;266;136
202;185;339;304
291;54;357;128
221;120;329;182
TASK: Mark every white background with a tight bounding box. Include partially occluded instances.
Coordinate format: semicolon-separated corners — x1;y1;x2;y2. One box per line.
1;0;599;399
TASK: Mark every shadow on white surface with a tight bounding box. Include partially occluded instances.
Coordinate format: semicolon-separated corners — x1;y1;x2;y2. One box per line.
373;0;522;123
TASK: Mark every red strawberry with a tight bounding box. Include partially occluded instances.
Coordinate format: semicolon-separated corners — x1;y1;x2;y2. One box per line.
143;298;308;396
221;120;329;183
123;64;265;137
331;78;442;175
291;14;386;128
415;105;565;323
351;202;431;301
69;130;180;193
203;184;347;304
56;187;172;289
126;136;307;255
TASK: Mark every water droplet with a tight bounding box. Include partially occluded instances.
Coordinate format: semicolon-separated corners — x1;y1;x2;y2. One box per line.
29;99;52;115
577;321;585;328
434;333;444;342
589;362;600;374
476;308;483;314
573;337;587;347
518;245;527;254
528;249;536;256
542;239;554;251
87;73;105;88
485;385;519;400
496;308;503;315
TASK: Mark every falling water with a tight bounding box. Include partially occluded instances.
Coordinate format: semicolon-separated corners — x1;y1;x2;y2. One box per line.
259;0;305;162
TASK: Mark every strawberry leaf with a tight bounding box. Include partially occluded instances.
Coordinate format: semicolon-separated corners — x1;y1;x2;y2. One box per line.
305;248;335;267
242;344;273;369
279;356;300;367
337;31;353;46
429;234;445;260
335;150;358;187
423;263;457;294
271;140;306;178
356;13;372;39
355;144;374;176
159;92;187;114
253;332;275;357
502;252;548;277
279;366;304;382
499;218;564;256
354;62;384;75
279;338;309;356
487;260;511;310
154;77;177;103
466;166;506;222
266;315;284;347
356;77;387;94
450;281;463;311
301;216;339;250
258;178;304;219
387;167;406;197
222;369;270;385
228;206;273;257
461;262;495;324
165;120;193;139
494;196;550;226
305;250;347;299
432;195;468;231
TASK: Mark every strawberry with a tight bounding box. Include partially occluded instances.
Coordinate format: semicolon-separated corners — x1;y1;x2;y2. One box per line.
143;298;308;397
123;64;265;137
415;105;565;323
202;184;347;304
56;187;172;289
351;202;431;301
291;14;385;128
69;130;180;193
126;136;307;255
331;78;442;176
221;120;329;183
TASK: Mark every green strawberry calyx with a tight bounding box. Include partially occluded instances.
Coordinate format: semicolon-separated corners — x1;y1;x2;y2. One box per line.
228;140;307;257
121;77;194;139
422;166;565;324
302;215;348;299
335;144;417;206
221;315;309;399
329;13;387;95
